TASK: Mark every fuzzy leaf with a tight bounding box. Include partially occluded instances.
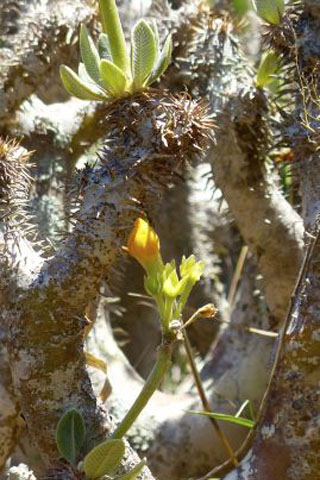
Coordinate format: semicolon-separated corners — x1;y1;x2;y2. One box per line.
131;19;157;89
80;24;100;82
99;59;127;96
253;0;284;25
78;63;93;83
256;50;280;87
60;65;107;101
147;34;172;86
98;33;112;61
83;439;125;479
188;410;255;428
56;408;86;465
150;19;159;52
113;458;147;480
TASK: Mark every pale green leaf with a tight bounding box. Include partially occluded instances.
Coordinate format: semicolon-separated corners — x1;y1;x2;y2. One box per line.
187;410;255;428
60;65;107;101
150;19;159;52
113;458;147;480
99;59;127;96
83;439;125;479
98;33;112;61
131;19;157;90
56;408;86;465
147;34;172;86
80;24;100;82
99;0;130;77
78;63;93;83
253;0;284;25
256;50;280;87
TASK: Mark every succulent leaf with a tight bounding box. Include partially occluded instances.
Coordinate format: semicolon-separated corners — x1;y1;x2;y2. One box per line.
253;0;284;25
113;458;147;480
80;24;101;82
56;408;86;465
99;0;131;77
78;62;93;83
256;50;280;87
150;19;159;52
131;19;157;90
83;439;125;479
99;59;127;96
98;33;112;61
60;65;108;101
147;34;172;86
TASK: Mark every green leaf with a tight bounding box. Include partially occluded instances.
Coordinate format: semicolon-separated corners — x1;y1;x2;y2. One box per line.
147;34;172;86
56;408;86;465
98;33;112;61
233;0;251;16
187;410;255;429
253;0;284;25
60;65;107;101
131;19;157;90
83;439;125;479
99;59;127;96
150;19;159;52
80;24;100;82
113;458;147;480
99;0;131;77
256;50;280;87
78;63;93;83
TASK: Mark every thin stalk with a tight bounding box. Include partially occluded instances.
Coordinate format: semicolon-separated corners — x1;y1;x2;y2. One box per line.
183;330;239;468
227;245;248;307
99;0;131;78
112;343;173;439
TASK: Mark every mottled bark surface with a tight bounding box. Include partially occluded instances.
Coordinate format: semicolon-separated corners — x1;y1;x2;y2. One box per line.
223;224;320;480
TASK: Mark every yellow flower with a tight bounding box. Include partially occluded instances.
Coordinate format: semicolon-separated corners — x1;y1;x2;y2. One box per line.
127;218;162;272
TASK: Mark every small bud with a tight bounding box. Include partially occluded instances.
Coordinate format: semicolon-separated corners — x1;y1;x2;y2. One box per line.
127;218;162;273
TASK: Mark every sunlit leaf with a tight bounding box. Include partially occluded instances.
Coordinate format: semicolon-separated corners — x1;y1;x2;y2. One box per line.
80;24;100;82
131;19;157;89
113;458;147;480
78;63;93;83
60;65;107;100
98;33;112;61
60;65;107;101
99;0;130;76
150;19;159;52
256;50;280;87
56;408;86;465
187;410;255;428
147;34;172;86
253;0;284;25
99;59;127;96
83;439;125;479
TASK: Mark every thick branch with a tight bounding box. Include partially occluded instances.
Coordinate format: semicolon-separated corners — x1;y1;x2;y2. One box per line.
163;3;305;323
4;93;211;471
0;0;94;125
223;222;320;480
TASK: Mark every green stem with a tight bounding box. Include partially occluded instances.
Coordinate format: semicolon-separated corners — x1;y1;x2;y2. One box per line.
112;343;173;439
99;0;131;78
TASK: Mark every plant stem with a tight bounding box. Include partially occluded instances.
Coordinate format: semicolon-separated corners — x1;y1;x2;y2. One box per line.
112;343;173;439
99;0;131;78
182;330;239;467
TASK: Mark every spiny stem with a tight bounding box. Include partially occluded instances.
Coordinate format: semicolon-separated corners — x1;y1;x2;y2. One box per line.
182;330;239;468
99;0;131;78
112;343;173;439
